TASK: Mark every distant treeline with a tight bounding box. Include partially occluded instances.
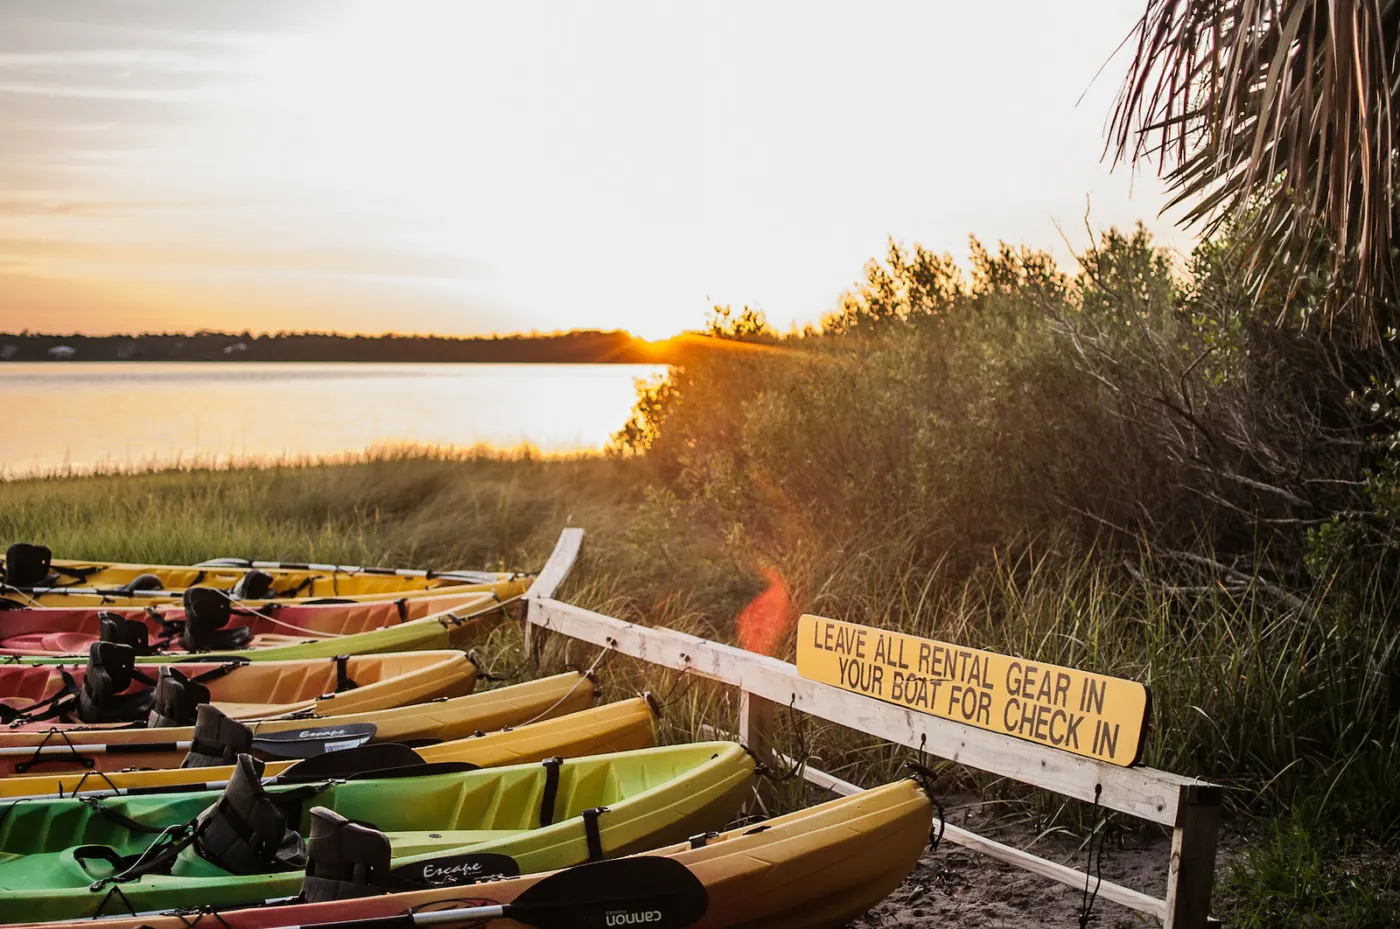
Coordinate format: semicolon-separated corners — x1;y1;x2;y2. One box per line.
0;329;676;364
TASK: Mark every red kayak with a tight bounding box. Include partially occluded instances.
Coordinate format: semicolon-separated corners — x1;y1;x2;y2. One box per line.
0;590;483;658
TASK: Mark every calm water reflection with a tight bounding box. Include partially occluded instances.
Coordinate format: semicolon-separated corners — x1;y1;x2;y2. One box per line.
0;362;663;476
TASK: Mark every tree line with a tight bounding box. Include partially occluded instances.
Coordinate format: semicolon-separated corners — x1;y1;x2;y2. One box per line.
0;329;677;364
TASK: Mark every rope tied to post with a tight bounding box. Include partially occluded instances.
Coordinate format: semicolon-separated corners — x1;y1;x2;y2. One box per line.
1078;782;1106;929
905;733;947;854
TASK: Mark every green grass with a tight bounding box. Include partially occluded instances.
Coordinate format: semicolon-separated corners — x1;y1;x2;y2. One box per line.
1221;819;1400;929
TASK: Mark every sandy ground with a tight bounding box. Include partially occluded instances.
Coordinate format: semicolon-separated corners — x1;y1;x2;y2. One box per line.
852;800;1195;928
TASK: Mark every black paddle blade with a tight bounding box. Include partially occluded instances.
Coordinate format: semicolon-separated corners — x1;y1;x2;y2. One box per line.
281;742;422;782
511;857;708;929
250;722;377;759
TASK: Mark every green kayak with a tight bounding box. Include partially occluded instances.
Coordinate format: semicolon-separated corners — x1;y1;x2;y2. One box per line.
0;741;755;923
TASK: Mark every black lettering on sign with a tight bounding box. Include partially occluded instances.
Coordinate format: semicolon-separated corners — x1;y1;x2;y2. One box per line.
796;616;1150;766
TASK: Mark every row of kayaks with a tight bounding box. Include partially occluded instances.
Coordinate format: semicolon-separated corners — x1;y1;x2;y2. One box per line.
0;543;935;929
1;543;527;663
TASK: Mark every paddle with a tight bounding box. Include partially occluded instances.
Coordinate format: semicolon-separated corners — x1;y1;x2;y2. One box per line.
276;857;708;929
0;722;377;762
192;559;502;584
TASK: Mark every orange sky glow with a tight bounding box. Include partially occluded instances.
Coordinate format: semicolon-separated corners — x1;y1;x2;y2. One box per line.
0;1;1185;340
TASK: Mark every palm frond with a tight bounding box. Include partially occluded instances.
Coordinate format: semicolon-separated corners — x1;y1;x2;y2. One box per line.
1110;0;1400;342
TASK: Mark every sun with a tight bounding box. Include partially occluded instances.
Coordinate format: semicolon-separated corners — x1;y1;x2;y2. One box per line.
627;320;684;342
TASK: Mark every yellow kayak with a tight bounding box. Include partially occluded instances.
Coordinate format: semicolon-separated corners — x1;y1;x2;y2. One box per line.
0;650;481;774
1;575;529;608
0;691;652;800
23;778;932;929
1;543;524;598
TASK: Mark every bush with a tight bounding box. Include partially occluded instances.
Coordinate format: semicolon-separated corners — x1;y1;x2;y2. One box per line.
616;224;1400;833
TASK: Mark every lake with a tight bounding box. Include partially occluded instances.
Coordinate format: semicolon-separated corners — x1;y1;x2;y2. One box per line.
0;362;665;477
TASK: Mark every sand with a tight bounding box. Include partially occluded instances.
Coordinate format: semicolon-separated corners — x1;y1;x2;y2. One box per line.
853;801;1195;928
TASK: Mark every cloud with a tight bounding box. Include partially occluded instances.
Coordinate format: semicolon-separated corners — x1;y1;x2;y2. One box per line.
0;236;492;285
0;197;190;216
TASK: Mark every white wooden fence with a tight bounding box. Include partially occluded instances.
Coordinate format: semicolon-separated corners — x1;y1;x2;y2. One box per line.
524;528;1221;928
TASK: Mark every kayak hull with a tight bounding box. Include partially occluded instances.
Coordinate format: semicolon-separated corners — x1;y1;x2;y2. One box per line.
11;591;507;664
0;696;657;803
0;741;755;922
11;556;522;598
0;590;491;658
10;779;932;929
4;574;530;609
0;651;478;774
0;671;603;791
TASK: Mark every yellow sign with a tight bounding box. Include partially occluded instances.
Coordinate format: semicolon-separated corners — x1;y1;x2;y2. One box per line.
796;615;1150;766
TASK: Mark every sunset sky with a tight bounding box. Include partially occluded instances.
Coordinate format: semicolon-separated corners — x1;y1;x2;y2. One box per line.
0;1;1184;339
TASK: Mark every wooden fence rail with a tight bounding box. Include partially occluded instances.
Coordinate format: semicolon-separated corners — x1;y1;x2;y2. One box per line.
524;528;1220;928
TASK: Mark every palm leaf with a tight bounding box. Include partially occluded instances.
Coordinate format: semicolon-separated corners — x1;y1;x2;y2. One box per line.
1110;0;1400;342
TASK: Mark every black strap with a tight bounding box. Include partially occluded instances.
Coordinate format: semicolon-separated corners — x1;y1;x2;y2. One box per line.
51;564;102;581
80;796;169;834
334;655;358;693
1;667;81;724
394;598;407;623
539;756;563;827
581;806;609;862
184;659;251;685
89;821;202;890
271;577;314;600
14;727;94;774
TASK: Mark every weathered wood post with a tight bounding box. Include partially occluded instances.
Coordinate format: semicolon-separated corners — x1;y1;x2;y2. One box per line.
738;689;778;813
1163;783;1223;928
523;527;585;655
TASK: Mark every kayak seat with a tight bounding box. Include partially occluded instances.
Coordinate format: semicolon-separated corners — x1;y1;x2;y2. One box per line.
3;543;53;588
230;570;275;601
148;667;212;727
78;642;156;724
184;704;254;768
301;807;392;902
190;755;305;875
181;588;252;653
99;612;154;653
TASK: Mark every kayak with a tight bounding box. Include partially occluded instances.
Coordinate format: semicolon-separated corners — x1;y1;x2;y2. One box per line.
10;779;933;929
0;671;610;794
0;691;652;801
0;589;495;661
0;543;526;599
0;741;756;922
0;649;478;774
1;575;529;609
12;591;509;665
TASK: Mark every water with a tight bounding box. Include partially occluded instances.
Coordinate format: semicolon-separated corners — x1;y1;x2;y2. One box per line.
0;362;664;476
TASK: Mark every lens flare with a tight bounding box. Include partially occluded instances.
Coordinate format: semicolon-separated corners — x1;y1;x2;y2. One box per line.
736;567;793;656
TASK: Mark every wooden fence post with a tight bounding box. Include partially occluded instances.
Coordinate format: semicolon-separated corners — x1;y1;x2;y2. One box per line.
738;689;778;814
1163;783;1222;929
522;528;586;660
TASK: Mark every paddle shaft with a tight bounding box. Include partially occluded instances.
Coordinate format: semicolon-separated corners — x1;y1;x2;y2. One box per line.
0;774;308;801
0;739;190;757
284;903;508;929
195;561;499;582
9;569;499;597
